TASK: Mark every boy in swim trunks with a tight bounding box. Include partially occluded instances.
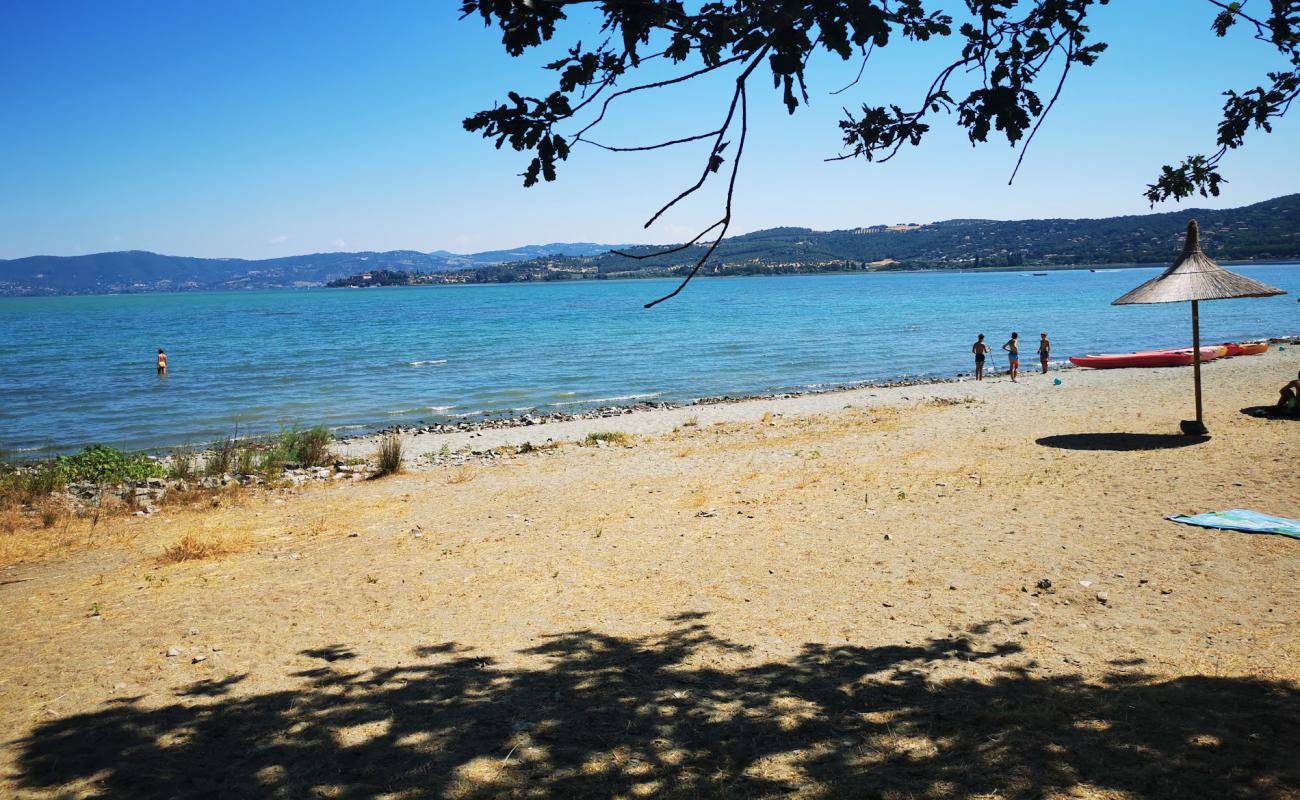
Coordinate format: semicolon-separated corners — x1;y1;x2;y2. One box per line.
1002;332;1020;382
1279;370;1300;413
972;334;990;381
1038;332;1050;374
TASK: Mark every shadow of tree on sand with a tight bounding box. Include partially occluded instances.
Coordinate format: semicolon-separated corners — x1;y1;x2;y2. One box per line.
14;616;1298;799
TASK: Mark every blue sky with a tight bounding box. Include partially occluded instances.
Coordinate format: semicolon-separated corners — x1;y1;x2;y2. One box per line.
1;1;1298;259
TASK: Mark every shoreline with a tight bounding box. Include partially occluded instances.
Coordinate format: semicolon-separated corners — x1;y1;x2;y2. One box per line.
5;335;1295;463
337;340;1299;466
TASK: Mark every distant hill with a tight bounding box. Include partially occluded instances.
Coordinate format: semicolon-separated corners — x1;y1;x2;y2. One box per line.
0;243;626;296
328;193;1300;288
521;193;1300;279
5;194;1298;296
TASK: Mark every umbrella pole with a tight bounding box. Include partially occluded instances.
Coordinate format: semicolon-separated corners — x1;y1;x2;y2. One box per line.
1192;299;1203;424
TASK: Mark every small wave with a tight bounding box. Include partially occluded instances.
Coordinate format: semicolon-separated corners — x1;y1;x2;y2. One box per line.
408;359;448;367
549;392;660;407
384;405;456;416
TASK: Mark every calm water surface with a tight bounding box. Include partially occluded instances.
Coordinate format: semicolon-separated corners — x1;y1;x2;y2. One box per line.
2;267;1297;455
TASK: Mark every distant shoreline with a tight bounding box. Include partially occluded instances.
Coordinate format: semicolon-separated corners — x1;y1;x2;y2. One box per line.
8;258;1298;299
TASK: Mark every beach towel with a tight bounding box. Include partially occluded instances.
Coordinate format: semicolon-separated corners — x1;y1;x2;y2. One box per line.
1168;509;1300;539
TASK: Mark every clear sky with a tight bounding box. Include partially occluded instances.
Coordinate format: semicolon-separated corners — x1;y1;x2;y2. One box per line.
2;1;1298;260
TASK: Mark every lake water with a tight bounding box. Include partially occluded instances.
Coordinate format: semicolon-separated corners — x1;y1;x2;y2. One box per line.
2;267;1298;455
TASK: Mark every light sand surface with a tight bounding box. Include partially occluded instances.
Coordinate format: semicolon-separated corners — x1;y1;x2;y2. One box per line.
1;349;1298;799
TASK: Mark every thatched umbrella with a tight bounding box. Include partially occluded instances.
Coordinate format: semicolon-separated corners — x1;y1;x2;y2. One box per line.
1113;219;1285;435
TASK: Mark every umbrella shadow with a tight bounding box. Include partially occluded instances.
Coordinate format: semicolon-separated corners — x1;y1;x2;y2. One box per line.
1036;432;1209;451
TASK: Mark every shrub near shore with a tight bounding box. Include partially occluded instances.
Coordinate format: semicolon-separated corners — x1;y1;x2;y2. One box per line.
0;429;344;544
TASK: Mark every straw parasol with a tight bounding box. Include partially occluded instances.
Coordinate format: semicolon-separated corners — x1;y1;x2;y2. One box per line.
1113;219;1285;435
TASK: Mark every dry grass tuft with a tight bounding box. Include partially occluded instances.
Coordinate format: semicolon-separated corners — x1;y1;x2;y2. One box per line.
157;532;233;564
447;467;477;485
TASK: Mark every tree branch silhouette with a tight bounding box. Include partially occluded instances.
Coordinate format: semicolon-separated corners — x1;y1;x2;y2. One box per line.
461;1;1299;303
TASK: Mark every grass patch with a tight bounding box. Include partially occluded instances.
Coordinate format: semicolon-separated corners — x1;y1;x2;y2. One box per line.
375;434;403;476
167;448;197;481
206;436;238;477
0;464;63;508
584;431;630;446
237;446;257;476
280;426;333;468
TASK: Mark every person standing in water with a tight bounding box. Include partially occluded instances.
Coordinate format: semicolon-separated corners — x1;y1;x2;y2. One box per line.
156;348;168;374
1002;332;1020;382
1037;332;1051;374
972;334;990;381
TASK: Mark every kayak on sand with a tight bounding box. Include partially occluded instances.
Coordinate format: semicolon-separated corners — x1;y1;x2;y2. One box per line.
1070;342;1266;369
1222;341;1269;356
1070;351;1194;369
1069;345;1226;369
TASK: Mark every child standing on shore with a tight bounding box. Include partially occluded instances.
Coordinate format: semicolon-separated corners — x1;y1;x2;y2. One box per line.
972;334;990;381
1002;332;1020;382
1038;332;1051;374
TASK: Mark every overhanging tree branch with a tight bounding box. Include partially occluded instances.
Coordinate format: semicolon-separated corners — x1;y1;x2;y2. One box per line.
461;0;1299;303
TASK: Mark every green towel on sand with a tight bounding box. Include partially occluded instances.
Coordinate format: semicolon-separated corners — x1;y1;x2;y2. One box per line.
1168;509;1300;539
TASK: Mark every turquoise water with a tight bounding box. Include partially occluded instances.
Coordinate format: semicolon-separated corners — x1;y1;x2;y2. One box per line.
2;267;1297;455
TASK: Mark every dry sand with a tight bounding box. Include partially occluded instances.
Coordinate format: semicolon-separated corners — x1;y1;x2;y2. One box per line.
1;349;1298;799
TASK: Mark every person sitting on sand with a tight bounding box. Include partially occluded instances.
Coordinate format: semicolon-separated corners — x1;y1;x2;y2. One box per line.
1038;332;1051;374
1279;370;1300;413
1002;332;1020;382
156;349;167;374
972;334;990;381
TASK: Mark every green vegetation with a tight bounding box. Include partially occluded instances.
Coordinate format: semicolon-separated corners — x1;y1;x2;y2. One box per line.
53;445;164;484
1;444;168;510
206;436;238;477
167;448;197;481
585;431;629;446
279;426;333;468
236;446;257;476
375;434;403;476
195;426;333;479
0;463;61;508
325;269;418;288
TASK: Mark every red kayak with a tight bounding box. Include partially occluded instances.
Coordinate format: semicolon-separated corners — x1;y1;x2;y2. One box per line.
1070;351;1194;369
1147;345;1228;361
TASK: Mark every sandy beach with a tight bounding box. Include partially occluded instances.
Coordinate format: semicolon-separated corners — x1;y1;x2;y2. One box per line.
2;348;1297;799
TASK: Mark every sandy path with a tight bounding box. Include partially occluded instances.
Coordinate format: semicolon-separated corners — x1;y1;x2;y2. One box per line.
1;348;1297;799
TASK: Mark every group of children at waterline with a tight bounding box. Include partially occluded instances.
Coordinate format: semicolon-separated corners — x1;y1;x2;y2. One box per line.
971;332;1049;382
